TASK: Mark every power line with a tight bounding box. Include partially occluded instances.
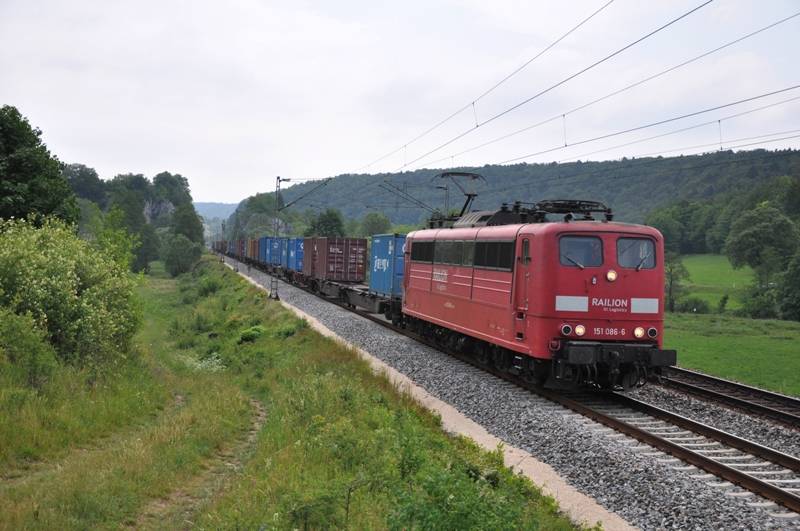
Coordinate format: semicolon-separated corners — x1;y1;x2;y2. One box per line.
497;84;800;164
418;10;800;168
355;0;616;172
397;0;714;171
636;130;800;158
557;95;800;163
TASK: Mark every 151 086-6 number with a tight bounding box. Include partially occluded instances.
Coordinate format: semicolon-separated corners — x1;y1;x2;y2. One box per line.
593;327;626;336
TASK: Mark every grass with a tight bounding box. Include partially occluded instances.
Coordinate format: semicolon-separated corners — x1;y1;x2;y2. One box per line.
681;254;753;310
0;263;253;530
0;257;582;530
666;254;800;396
177;257;580;530
665;312;800;397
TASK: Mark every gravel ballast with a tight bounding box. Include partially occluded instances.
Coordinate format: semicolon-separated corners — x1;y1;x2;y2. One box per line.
230;259;799;530
630;385;800;459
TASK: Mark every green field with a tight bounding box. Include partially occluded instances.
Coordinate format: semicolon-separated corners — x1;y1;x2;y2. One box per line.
665;313;800;397
681;254;753;310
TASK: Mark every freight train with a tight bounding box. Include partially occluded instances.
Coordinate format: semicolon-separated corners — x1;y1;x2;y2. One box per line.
213;198;676;390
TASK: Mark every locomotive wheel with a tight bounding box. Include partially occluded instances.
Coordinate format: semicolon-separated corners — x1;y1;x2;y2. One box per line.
491;348;510;372
475;345;490;366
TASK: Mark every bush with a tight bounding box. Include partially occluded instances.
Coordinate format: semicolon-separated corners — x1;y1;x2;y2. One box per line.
0;218;140;368
741;287;778;319
717;293;729;314
0;308;57;388
675;297;711;314
161;232;202;277
238;325;267;344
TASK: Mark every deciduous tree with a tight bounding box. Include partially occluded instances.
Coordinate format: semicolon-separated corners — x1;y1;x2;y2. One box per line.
0;106;78;223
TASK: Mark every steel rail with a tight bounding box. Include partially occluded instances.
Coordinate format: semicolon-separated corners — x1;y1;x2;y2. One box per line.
661;367;800;428
228;256;800;514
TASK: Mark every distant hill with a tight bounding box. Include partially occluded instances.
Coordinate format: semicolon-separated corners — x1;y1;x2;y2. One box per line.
278;149;800;224
195;202;238;220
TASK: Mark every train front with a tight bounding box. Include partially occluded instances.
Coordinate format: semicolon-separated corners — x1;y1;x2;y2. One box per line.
529;223;676;389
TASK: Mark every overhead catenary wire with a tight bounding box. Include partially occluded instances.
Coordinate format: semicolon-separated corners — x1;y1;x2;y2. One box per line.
496;84;800;164
355;0;616;172
556;94;800;163
417;10;800;168
396;0;715;172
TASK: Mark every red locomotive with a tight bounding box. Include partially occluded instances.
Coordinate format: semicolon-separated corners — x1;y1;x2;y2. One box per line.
402;199;676;389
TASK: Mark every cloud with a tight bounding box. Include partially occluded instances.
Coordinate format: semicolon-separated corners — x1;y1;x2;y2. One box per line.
1;0;798;202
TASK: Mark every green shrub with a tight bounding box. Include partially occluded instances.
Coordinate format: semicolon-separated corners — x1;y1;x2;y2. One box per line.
741;287;778;319
0;308;57;388
0;218;140;368
161;233;202;277
198;276;222;297
238;325;267;344
675;297;711;314
717;293;730;313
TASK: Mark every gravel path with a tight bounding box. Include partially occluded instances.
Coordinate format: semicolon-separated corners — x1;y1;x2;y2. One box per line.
232;259;798;530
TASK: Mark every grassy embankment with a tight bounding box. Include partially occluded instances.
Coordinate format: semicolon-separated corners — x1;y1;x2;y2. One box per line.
0;257;580;530
665;254;799;396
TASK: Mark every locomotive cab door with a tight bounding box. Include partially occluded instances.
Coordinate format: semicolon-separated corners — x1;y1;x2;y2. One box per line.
513;237;531;342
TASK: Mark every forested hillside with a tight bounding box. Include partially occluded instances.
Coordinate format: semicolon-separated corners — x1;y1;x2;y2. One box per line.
278;149;800;225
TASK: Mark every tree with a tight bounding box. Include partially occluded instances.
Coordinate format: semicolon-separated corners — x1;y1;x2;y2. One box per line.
63;163;106;208
171;203;204;243
664;252;689;313
133;223;160;272
93;206;140;270
0;105;78;223
778;252;800;320
161;233;202;276
360;212;392;236
153;171;192;207
724;202;799;285
305;209;345;237
645;211;683;254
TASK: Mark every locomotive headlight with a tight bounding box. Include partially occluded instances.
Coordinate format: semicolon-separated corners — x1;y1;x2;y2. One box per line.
634;326;646;338
606;269;618;282
560;324;573;336
648;327;658;338
574;324;586;336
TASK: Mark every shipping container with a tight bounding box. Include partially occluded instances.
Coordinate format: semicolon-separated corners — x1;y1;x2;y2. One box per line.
280;238;289;268
369;234;406;297
304;237;367;282
287;238;304;272
258;236;269;264
269;238;283;265
247;239;258;260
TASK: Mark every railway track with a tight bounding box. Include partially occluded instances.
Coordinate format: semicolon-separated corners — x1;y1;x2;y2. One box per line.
660;366;800;428
233;258;800;520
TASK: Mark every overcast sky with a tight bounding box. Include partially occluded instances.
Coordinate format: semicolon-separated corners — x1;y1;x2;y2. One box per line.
2;0;799;202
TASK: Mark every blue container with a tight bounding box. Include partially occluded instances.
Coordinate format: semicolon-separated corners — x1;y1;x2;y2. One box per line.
280;238;289;268
287;238;304;272
258;237;269;264
269;238;283;265
369;234;406;297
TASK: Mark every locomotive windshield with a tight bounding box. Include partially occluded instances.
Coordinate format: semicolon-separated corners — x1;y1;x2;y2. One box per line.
559;236;602;268
618;237;655;269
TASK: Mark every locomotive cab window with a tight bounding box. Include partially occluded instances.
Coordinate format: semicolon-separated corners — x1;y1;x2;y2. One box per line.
559;236;602;268
617;237;655;270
